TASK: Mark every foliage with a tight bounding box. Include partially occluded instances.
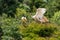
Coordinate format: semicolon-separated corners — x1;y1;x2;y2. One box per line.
0;0;60;40
0;27;3;40
18;4;30;12
0;0;60;18
18;21;58;40
23;0;60;18
51;11;60;25
16;7;32;23
38;27;56;37
16;8;27;17
0;0;21;17
0;15;22;40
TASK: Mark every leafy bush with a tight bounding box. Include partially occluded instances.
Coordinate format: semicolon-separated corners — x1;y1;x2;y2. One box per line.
0;16;22;40
0;14;60;40
49;37;58;40
19;4;30;12
0;0;21;17
51;11;60;25
16;8;27;17
18;21;57;40
28;22;57;37
0;27;3;40
2;36;15;40
38;26;56;37
16;7;33;23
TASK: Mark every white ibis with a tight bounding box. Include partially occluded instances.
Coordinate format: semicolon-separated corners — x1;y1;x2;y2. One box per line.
32;8;49;23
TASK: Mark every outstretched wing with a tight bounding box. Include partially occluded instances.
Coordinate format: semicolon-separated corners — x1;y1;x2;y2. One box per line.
36;8;46;15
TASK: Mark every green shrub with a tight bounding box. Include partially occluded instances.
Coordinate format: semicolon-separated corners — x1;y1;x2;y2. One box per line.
16;8;31;19
19;21;57;40
38;26;56;37
28;22;57;37
16;7;33;24
22;37;31;40
0;16;22;40
0;27;3;40
2;36;15;40
51;11;60;25
19;4;30;12
16;8;27;17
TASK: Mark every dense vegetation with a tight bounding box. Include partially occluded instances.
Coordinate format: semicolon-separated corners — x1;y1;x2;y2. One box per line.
0;0;60;40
